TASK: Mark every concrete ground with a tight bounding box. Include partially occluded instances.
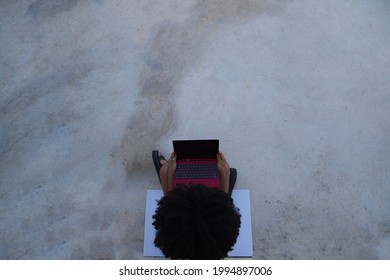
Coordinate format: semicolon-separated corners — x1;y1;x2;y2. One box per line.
1;0;389;259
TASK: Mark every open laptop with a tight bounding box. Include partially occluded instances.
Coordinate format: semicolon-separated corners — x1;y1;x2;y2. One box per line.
173;139;220;188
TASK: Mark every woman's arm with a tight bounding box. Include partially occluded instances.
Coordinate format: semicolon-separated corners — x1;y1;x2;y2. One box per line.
160;152;176;195
217;151;231;194
166;152;176;194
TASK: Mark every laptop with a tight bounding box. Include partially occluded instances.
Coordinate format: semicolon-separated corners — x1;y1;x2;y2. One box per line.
173;139;220;188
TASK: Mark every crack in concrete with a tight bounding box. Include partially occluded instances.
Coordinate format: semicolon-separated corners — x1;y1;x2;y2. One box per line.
119;0;282;176
25;0;80;18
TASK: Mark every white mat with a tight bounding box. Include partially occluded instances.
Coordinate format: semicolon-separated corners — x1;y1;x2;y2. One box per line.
143;189;253;258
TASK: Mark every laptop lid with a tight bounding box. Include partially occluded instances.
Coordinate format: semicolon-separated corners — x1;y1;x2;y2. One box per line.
173;139;219;160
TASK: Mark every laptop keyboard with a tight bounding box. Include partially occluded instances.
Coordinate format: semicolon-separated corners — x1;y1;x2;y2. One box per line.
176;163;219;179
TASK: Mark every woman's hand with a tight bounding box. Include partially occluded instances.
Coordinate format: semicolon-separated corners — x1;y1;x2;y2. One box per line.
217;151;230;193
166;152;176;192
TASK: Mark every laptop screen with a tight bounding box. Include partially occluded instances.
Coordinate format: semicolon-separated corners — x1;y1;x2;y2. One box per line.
173;140;219;160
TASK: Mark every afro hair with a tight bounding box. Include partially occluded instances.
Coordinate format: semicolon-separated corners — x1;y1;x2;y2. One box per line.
152;184;241;259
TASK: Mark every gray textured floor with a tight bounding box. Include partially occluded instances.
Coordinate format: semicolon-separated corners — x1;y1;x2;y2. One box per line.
1;0;389;259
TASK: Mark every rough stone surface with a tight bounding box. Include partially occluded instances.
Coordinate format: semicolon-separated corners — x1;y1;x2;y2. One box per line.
1;0;389;259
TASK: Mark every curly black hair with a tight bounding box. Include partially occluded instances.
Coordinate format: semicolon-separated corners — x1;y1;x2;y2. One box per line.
152;184;241;259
